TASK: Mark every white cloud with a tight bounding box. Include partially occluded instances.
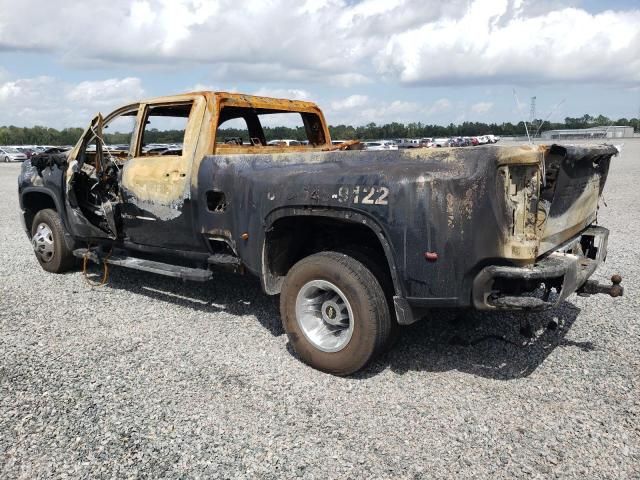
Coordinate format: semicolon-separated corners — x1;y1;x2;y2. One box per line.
377;5;640;85
471;101;493;114
186;83;240;93
66;78;145;106
425;98;452;115
328;73;372;88
327;94;423;124
129;0;155;29
253;88;311;100
0;0;636;86
0;0;637;129
331;94;370;111
187;83;219;92
0;76;146;128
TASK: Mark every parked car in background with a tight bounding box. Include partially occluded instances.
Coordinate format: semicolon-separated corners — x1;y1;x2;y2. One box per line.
395;138;421;148
420;138;434;147
486;135;500;143
161;148;183;155
433;138;449;147
471;137;480;146
267;139;303;146
143;146;169;155
363;141;385;151
42;146;72;155
110;144;130;153
1;146;28;162
142;143;169;153
363;140;398;151
16;147;36;159
381;140;398;150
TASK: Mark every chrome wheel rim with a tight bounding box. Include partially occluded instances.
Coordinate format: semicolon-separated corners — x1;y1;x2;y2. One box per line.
295;280;354;352
32;222;55;262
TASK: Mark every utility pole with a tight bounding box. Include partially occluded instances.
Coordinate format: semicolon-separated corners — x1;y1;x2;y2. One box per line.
529;96;537;137
529;96;537;123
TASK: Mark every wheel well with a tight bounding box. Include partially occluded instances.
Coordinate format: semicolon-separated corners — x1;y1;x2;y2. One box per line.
263;215;394;295
22;192;57;233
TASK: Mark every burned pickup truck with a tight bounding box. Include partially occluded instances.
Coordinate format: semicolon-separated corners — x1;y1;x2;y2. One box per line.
19;91;623;375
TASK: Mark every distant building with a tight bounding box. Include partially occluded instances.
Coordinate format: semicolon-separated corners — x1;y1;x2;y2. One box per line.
540;126;634;140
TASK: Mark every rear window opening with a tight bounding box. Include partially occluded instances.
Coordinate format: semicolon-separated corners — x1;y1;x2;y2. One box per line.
215;106;325;148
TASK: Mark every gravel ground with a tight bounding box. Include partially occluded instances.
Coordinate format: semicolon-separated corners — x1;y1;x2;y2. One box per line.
1;141;639;479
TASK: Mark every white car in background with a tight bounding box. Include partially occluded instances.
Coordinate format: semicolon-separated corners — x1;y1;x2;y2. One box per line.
1;146;28;162
395;138;421;148
433;138;450;147
267;139;303;146
364;140;398;151
380;140;398;150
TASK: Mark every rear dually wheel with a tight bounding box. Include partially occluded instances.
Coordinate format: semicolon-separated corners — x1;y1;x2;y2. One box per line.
280;251;392;375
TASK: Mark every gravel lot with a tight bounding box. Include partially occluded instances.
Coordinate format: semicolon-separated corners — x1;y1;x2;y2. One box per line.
1;141;638;479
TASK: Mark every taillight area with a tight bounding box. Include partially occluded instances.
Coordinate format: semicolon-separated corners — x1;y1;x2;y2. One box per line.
497;164;543;262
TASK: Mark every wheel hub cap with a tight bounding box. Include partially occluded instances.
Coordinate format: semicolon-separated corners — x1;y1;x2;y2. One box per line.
295;280;354;352
32;223;54;262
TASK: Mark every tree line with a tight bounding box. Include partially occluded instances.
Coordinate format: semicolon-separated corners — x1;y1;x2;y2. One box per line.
1;114;637;145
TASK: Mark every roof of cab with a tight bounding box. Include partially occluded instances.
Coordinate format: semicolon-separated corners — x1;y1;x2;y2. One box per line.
140;91;322;114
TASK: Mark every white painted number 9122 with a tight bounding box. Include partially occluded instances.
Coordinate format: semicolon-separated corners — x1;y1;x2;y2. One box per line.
337;186;389;205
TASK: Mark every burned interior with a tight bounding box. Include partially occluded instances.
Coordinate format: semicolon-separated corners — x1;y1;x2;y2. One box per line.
65;101;195;240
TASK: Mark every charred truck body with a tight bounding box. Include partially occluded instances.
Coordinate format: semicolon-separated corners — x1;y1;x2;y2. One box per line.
18;91;623;375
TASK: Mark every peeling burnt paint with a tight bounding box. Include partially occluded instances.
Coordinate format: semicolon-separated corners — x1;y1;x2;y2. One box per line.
195;142;616;303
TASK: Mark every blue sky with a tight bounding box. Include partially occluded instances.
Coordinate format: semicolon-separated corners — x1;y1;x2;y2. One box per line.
0;0;638;129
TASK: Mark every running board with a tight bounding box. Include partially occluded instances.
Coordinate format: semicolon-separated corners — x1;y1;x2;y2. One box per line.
73;248;213;282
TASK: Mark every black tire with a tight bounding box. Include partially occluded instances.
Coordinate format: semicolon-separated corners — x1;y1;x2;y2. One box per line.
31;209;76;273
280;251;391;375
335;246;400;353
3;156;9;163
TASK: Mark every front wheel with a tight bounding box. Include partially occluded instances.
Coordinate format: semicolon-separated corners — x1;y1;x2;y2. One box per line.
31;209;76;273
280;251;391;375
3;156;9;163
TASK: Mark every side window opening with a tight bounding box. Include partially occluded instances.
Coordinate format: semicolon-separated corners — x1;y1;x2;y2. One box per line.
103;111;138;159
139;102;193;156
78;109;138;168
215;107;325;148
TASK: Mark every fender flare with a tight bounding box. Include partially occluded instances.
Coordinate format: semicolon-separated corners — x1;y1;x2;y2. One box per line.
20;187;67;227
261;206;405;297
19;187;77;250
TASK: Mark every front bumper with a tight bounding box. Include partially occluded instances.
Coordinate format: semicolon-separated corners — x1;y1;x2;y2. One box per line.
472;226;616;310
